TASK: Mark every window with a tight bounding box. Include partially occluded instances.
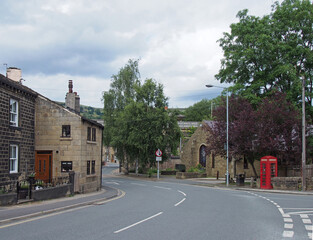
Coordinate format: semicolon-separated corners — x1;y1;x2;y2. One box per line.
91;160;95;174
87;127;96;142
87;127;91;141
10;99;18;126
10;145;18;173
61;161;73;172
92;128;96;142
87;161;90;175
62;125;71;137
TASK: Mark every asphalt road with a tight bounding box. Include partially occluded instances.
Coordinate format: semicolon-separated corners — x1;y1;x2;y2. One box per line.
0;166;312;240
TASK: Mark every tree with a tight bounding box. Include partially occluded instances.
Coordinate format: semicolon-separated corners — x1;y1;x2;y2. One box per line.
184;99;212;121
205;95;259;176
255;92;301;166
216;0;313;119
102;60;181;172
205;92;301;177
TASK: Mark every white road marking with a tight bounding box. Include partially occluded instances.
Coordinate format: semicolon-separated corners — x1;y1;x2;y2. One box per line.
305;225;313;231
178;190;187;196
284;218;293;223
284;223;293;229
131;183;146;186
286;210;313;215
153;186;171;190
303;219;312;224
283;231;294;238
174;198;186;207
114;212;163;234
301;214;309;218
105;181;120;185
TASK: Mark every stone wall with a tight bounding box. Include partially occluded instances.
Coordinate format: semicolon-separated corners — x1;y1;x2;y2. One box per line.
0;75;37;184
272;177;313;191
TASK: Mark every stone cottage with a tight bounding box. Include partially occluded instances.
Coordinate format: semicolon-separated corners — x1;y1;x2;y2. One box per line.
35;80;104;193
0;68;37;186
181;121;260;179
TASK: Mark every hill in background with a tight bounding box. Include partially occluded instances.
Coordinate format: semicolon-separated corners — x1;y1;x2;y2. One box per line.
57;102;103;120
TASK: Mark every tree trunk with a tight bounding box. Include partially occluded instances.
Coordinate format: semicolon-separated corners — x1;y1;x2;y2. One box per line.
249;159;258;178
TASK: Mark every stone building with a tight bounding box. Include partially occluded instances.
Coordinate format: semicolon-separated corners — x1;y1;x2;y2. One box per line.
0;68;37;186
181;121;260;179
35;81;104;193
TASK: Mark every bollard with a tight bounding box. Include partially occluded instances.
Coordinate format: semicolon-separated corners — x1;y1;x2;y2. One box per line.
216;171;219;180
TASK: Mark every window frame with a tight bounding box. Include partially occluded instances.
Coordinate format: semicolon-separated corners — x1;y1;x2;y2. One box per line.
61;125;71;138
61;161;73;172
10;98;19;127
9;144;19;173
91;160;95;174
92;128;96;142
87;127;91;141
87;161;91;175
87;127;96;142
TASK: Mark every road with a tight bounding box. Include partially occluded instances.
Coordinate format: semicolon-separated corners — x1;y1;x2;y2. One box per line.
0;166;312;240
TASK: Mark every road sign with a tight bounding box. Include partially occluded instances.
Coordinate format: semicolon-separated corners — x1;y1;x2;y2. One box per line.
156;157;162;161
155;149;162;157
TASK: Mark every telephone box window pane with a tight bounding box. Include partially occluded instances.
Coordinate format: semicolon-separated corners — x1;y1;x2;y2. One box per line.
61;161;72;172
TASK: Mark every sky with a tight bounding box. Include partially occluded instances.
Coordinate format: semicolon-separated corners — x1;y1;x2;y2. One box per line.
0;0;279;108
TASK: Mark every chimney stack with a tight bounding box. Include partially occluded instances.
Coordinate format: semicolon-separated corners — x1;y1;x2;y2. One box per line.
68;80;73;93
7;67;22;82
65;80;80;114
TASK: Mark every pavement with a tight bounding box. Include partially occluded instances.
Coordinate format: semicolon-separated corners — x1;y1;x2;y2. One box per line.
0;165;312;225
0;185;120;226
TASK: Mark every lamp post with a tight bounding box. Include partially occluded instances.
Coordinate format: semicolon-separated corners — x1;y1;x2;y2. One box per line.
302;76;306;191
206;84;229;186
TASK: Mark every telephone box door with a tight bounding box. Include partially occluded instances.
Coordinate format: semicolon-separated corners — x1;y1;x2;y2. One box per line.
260;156;277;189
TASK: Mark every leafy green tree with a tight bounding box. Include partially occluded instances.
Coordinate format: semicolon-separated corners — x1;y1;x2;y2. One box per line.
102;60;181;172
216;0;313;119
184;99;212;121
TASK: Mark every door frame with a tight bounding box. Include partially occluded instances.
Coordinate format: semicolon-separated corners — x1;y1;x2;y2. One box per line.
35;151;53;183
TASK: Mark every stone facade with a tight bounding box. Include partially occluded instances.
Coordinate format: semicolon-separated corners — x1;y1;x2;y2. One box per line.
181;121;260;179
35;94;103;193
0;72;37;185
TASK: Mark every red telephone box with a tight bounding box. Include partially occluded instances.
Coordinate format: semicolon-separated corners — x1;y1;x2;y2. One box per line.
260;156;278;189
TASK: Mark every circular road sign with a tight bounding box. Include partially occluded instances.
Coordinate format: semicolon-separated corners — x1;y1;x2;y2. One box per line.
155;149;163;157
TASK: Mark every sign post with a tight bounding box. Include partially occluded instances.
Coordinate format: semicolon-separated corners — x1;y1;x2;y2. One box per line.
155;149;162;179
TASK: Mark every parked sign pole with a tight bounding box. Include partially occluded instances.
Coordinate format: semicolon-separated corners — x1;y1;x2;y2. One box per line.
155;149;162;180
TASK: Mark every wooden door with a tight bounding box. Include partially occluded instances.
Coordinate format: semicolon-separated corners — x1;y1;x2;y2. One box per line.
35;151;52;183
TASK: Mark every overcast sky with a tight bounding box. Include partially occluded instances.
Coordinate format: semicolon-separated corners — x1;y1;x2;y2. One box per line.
0;0;279;108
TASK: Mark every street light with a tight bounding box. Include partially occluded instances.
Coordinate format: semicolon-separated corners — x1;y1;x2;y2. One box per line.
301;76;306;191
205;84;229;187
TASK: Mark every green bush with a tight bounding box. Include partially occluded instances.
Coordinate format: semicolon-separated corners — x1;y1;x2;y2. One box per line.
187;165;205;173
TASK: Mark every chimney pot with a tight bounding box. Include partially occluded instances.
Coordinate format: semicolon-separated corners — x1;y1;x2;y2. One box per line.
68;80;73;93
